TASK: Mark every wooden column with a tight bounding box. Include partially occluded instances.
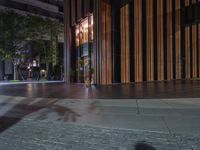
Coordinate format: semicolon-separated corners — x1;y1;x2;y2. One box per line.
63;0;71;83
121;4;130;83
134;0;143;82
93;0;100;84
93;0;112;85
71;0;76;25
77;0;82;21
198;24;200;78
157;0;164;81
192;0;198;78
185;0;191;79
175;0;181;79
101;1;112;85
199;23;200;78
84;0;89;16
166;0;173;80
146;0;154;81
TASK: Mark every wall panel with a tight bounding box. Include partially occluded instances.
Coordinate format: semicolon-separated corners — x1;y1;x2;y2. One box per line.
146;0;154;81
166;0;173;80
76;0;82;21
192;0;198;78
199;24;200;77
134;0;143;82
185;0;191;79
121;4;130;83
101;1;112;84
157;0;164;80
199;0;200;78
175;0;181;79
83;0;89;16
71;0;76;25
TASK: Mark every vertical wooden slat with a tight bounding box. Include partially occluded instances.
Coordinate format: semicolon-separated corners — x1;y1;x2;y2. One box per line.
192;25;197;78
175;0;181;79
157;0;164;80
125;5;130;83
185;0;191;79
101;2;106;84
101;1;112;84
166;0;173;80
192;0;198;78
199;23;200;78
93;0;101;84
84;0;89;16
77;0;82;21
106;3;112;84
198;0;200;78
134;0;143;82
71;0;76;25
146;0;154;81
63;0;71;83
121;5;130;83
120;8;124;82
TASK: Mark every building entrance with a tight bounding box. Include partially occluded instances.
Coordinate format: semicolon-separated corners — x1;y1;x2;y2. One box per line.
75;15;93;83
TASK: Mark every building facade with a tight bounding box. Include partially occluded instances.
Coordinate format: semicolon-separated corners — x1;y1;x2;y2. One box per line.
64;0;200;85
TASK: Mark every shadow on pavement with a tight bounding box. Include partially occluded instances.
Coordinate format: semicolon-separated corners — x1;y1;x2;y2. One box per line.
0;97;80;133
135;141;156;150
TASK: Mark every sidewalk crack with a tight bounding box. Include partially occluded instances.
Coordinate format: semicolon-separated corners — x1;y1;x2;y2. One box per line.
136;100;140;115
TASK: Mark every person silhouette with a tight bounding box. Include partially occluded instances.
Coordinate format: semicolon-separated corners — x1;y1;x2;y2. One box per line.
135;142;156;150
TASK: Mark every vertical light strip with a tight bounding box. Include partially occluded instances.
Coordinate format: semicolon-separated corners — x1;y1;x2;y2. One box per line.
166;0;173;80
175;0;181;79
146;0;154;81
134;0;143;82
157;0;164;80
185;0;191;79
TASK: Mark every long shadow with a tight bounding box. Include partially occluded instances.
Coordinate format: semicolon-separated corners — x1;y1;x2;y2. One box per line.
0;97;80;133
135;142;156;150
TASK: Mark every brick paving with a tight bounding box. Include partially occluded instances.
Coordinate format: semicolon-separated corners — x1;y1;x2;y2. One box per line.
0;119;200;150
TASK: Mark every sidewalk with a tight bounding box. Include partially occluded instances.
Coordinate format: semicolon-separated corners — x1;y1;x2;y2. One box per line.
0;95;200;149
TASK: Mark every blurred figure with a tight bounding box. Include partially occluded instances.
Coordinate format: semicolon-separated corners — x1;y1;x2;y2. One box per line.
135;142;156;150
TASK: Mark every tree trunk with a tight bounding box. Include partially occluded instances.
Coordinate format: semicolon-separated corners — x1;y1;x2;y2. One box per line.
17;67;25;81
13;64;18;80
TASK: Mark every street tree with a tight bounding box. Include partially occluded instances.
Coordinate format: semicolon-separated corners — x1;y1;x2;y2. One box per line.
0;11;29;80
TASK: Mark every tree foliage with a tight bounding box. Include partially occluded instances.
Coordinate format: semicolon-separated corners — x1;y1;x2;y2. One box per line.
0;11;28;61
0;10;64;80
0;10;64;64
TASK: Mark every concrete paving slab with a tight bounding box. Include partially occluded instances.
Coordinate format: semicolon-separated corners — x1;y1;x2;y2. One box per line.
0;95;200;149
163;99;200;109
137;99;181;116
1;119;198;150
163;116;200;135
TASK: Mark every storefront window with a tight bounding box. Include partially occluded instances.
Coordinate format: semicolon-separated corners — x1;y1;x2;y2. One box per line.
75;15;93;83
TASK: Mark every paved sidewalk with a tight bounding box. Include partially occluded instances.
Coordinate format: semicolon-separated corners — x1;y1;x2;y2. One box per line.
0;80;200;99
0;119;200;150
0;95;200;149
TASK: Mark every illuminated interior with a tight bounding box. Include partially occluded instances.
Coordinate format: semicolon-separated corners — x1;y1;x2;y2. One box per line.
75;15;93;83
